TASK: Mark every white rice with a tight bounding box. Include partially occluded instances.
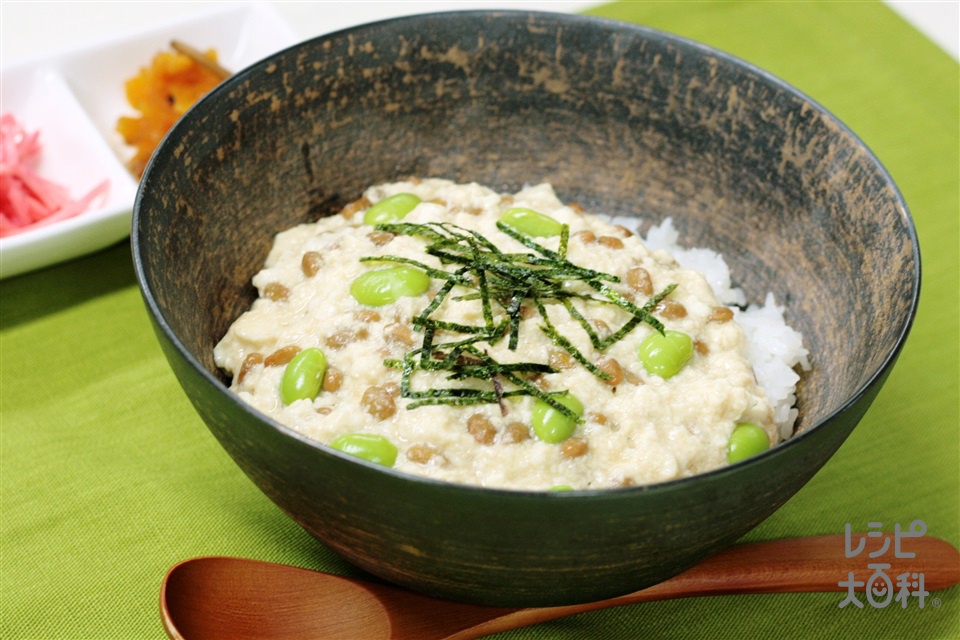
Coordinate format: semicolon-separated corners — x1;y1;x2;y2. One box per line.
613;216;810;440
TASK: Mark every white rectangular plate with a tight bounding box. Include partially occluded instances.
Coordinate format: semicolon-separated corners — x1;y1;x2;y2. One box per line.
0;2;298;279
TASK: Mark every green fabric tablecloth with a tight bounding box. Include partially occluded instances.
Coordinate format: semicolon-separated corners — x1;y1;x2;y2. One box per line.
2;1;957;638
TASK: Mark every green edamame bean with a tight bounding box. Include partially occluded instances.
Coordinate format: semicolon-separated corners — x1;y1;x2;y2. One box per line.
280;347;327;405
549;485;574;492
363;193;421;225
499;207;564;237
350;266;430;306
532;392;583;444
726;422;770;464
330;433;398;467
638;329;693;379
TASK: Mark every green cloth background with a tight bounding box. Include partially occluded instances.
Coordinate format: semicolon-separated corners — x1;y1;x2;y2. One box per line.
2;1;957;638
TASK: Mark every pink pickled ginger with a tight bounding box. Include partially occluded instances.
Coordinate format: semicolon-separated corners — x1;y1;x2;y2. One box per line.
1;113;109;238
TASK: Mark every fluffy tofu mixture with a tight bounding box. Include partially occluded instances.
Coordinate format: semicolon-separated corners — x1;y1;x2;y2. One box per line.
214;178;777;490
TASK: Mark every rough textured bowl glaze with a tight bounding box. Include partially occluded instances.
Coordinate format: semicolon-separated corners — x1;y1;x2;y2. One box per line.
132;11;920;606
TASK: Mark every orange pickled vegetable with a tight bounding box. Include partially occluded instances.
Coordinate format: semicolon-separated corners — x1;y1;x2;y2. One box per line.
116;45;225;178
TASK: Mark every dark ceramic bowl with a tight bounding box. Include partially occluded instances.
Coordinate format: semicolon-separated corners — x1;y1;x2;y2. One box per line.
132;11;920;606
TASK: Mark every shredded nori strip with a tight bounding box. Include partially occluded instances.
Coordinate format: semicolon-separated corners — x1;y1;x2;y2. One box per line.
361;219;678;416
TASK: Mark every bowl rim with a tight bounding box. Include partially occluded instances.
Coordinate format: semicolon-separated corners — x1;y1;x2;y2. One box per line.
131;8;922;498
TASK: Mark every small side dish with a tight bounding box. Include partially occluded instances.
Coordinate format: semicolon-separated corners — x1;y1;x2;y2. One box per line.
215;178;809;490
0;2;297;279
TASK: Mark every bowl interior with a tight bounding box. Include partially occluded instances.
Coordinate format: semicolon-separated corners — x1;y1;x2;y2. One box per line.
135;11;917;442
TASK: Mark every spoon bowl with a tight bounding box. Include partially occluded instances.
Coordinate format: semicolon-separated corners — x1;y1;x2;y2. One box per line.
161;534;960;640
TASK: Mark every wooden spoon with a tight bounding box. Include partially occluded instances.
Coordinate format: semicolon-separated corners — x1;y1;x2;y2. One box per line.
161;534;959;640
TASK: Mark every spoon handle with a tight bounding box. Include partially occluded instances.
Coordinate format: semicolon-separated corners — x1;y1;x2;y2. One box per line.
453;534;960;640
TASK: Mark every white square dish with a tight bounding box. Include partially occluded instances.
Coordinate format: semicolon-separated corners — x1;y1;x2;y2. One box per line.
0;2;299;279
